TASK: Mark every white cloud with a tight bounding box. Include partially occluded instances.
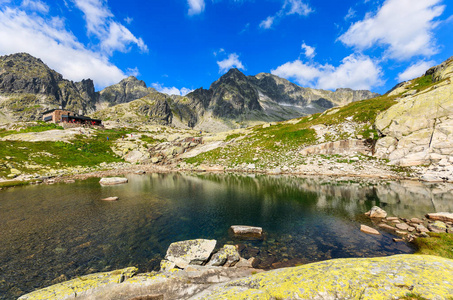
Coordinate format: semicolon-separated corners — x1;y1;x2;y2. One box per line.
217;53;245;73
339;0;445;60
126;67;140;77
259;16;274;29
213;48;225;56
397;60;435;82
301;42;315;59
21;0;49;13
283;0;313;16
344;7;356;20
73;0;148;54
152;83;193;96
0;6;127;88
187;0;205;15
260;0;313;29
124;16;133;24
272;54;383;90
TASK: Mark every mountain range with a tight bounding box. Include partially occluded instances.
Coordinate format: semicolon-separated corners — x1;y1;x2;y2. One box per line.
0;53;379;131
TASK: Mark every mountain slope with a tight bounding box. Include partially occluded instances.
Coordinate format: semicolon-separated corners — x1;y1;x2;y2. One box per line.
0;53;98;122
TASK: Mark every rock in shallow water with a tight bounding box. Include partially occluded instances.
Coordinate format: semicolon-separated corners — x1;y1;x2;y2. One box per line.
230;225;263;239
101;196;119;201
366;206;387;218
99;177;128;186
426;212;453;223
165;239;216;269
360;225;380;235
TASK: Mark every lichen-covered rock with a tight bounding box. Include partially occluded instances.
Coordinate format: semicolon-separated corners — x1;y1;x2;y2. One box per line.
160;260;176;272
206;245;241;267
17;267;137;300
165;239;216;269
428;220;447;233
99;177;128;185
192;255;453;299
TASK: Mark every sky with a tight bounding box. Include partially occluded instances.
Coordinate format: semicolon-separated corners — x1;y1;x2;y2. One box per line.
0;0;452;95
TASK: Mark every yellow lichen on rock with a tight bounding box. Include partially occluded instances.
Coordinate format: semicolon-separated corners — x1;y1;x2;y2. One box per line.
193;255;453;299
18;267;137;300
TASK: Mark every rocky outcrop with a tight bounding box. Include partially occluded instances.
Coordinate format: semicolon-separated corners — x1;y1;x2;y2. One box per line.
375;57;453;168
18;255;453;300
98;76;155;107
0;53;98;122
299;139;372;156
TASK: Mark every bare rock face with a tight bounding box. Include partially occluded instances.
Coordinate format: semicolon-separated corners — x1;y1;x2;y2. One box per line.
98;76;155;106
0;53;98;122
374;57;453;168
165;239;217;269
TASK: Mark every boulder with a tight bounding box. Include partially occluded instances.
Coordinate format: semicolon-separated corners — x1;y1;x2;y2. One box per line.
426;212;453;223
416;224;430;233
165;239;216;269
160;260;176;272
366;206;387;218
99;177;128;186
360;225;380;235
206;245;241;267
230;225;263;239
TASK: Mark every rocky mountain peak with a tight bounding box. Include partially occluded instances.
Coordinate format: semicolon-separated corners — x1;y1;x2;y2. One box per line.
98;75;155;106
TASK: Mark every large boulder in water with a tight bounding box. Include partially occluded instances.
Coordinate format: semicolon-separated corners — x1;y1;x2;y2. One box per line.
165;239;216;269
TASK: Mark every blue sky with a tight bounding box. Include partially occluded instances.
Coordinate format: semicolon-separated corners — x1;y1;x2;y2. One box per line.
0;0;452;95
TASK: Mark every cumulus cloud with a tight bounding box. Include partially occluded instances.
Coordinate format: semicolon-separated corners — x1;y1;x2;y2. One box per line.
272;54;383;90
397;60;435;82
187;0;205;15
0;5;137;88
260;0;313;29
217;53;245;73
152;83;193;96
73;0;148;54
339;0;445;60
301;42;315;59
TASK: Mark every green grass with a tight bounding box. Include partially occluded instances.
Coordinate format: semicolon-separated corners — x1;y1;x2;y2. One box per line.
0;128;130;177
140;135;163;144
0;180;30;188
413;232;453;259
0;122;64;137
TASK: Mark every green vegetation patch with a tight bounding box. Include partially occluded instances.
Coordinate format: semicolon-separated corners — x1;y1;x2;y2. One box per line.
0;122;64;137
413;232;453;260
0;180;30;188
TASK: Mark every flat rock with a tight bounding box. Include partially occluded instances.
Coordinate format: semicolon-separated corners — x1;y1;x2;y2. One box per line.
426;212;453;223
165;239;216;269
99;177;128;186
395;223;409;230
378;223;396;231
230;225;263;238
360;225;380;235
416;224;430;233
410;217;424;224
386;217;399;221
101;196;119;201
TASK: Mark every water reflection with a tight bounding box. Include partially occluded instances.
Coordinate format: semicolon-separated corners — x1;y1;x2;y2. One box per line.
1;173;453;299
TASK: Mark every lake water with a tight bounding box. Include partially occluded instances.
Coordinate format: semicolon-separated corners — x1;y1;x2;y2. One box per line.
1;173;453;299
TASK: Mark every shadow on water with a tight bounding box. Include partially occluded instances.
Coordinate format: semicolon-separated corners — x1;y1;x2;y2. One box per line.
1;173;453;299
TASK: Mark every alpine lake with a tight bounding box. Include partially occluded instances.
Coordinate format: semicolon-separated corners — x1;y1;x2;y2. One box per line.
2;172;453;299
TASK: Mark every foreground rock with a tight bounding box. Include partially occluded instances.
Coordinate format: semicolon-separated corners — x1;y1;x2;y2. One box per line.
165;239;216;269
18;255;453;300
99;177;128;186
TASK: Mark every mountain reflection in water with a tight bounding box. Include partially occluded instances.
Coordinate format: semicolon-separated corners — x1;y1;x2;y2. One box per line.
1;173;452;299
